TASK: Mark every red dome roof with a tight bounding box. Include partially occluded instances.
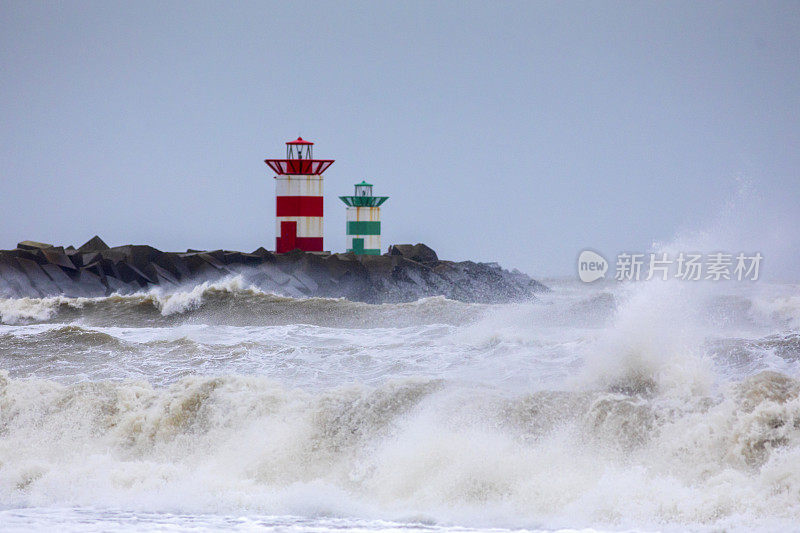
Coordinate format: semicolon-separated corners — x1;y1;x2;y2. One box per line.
286;137;314;145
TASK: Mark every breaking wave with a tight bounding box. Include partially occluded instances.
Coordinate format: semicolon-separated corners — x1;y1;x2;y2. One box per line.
1;370;800;530
0;276;482;328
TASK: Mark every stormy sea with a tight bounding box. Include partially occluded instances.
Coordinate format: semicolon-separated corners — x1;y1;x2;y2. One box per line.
1;274;799;532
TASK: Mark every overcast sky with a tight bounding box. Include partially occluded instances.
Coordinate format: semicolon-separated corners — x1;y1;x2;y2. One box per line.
1;1;798;277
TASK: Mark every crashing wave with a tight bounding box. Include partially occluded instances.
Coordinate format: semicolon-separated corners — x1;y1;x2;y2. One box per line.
1;372;800;529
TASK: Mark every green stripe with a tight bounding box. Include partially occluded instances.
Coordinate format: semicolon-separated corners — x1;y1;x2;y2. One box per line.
347;221;381;235
347;248;381;255
348;237;380;255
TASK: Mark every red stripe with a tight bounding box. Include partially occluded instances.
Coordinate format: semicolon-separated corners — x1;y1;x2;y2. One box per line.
276;196;323;217
295;237;323;251
276;237;323;253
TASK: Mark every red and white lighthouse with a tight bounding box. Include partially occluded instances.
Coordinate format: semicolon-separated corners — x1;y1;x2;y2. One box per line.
264;138;334;253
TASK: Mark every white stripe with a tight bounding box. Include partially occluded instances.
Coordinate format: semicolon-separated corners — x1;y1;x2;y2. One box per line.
276;216;323;238
346;235;381;251
346;206;381;222
275;176;323;196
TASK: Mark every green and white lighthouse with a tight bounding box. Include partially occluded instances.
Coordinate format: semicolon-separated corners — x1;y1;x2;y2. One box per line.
339;181;389;255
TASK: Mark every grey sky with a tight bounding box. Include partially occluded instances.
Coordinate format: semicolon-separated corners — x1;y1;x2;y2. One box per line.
1;1;798;278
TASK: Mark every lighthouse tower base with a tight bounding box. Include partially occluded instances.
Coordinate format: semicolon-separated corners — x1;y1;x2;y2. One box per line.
275;175;324;253
346;206;381;255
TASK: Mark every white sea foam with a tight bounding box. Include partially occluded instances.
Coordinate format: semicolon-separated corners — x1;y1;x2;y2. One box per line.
0;296;82;324
1;364;799;532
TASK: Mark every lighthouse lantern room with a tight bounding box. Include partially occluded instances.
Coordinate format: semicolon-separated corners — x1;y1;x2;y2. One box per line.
264;137;334;253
